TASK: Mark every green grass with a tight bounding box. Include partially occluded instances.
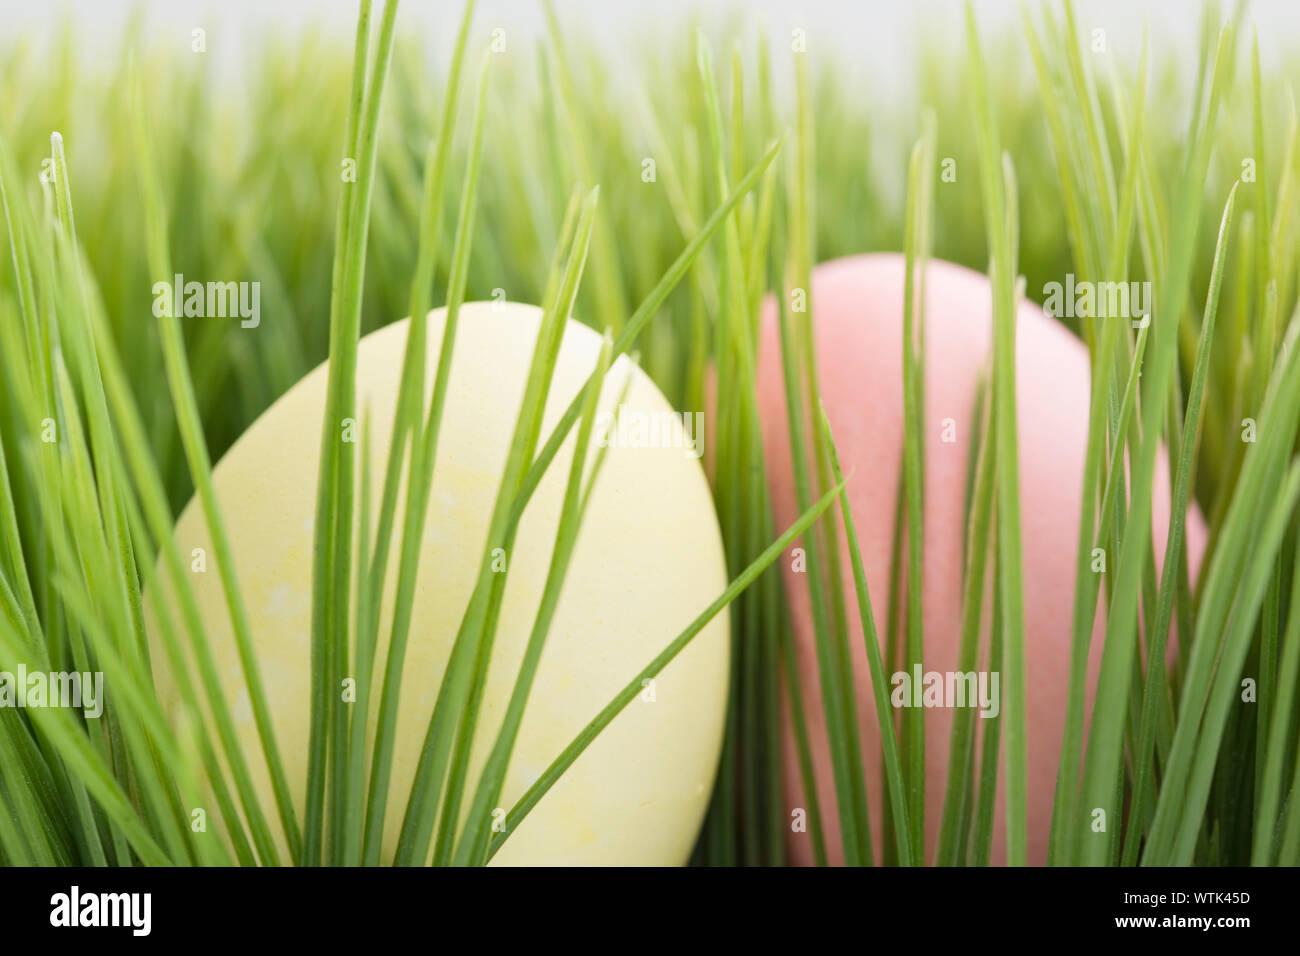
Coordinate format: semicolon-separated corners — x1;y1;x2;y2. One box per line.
2;0;1300;866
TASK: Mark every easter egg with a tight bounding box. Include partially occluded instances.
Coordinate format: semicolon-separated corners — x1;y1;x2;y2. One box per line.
755;253;1207;865
147;302;729;865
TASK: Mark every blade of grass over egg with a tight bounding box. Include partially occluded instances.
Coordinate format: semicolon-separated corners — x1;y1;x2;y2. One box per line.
960;376;989;567
348;403;373;864
966;3;1028;865
482;193;583;547
501;140;782;558
127;503;249;866
696;31;745;864
486;480;847;863
736;123;786;868
575;357;633;518
131;59;299;866
394;187;598;867
761;506;807;866
950;400;988;865
937;375;996;866
900;117;935;862
344;0;477;867
769;561;832;868
321;0;401;866
880;460;907;865
427;184;587;870
1123;182;1237;866
746;315;786;864
359;53;493;866
819;407;914;865
782;40;873;866
753;410;789;865
774;270;869;866
452;331;614;866
305;0;378;866
696;29;786;867
971;545;1004;867
770;233;828;868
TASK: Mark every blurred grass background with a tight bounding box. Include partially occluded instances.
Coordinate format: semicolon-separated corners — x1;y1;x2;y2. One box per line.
3;2;1292;515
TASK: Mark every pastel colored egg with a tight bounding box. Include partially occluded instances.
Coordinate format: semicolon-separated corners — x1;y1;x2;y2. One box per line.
147;302;729;865
755;253;1206;865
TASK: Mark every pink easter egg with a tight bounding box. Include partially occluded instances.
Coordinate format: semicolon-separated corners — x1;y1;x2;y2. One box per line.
756;253;1207;866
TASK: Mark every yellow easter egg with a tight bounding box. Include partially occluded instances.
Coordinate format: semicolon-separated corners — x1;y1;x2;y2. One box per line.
149;301;729;865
